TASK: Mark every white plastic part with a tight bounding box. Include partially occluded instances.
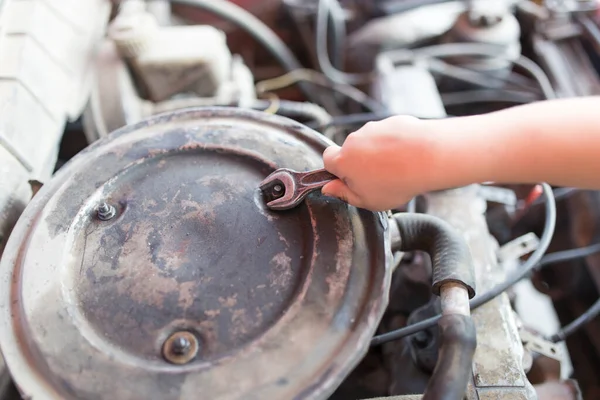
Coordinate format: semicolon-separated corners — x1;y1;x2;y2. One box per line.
108;1;158;58
372;61;447;118
128;25;233;101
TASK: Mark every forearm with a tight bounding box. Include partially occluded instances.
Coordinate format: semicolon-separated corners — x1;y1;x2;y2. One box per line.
432;97;600;189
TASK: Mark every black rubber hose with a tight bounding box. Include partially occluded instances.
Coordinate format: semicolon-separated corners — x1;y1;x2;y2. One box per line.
171;0;319;104
423;314;477;400
371;183;556;346
393;213;476;298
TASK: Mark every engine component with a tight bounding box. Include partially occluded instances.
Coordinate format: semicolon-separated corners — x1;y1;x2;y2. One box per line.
440;4;522;85
372;62;447;118
346;1;466;74
83;39;148;142
391;213;477;399
108;1;254;103
85;1;257;141
424;187;538;399
0;0;110;394
0;107;392;400
525;9;600;97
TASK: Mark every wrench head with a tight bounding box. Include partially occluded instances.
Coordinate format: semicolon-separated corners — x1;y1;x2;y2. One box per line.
259;169;299;211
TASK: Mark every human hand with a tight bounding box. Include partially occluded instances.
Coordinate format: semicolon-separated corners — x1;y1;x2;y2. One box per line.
322;116;444;211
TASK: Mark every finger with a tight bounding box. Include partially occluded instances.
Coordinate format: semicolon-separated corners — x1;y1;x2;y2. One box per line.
322;145;342;176
322;179;363;208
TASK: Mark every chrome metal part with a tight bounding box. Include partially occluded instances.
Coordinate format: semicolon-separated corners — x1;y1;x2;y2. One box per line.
424;185;537;399
0;108;392;400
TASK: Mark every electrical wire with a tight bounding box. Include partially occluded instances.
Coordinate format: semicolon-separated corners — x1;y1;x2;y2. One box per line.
378;0;455;15
550;298;600;342
441;89;540;106
370;182;556;346
547;0;600;13
170;0;319;104
151;96;332;126
427;58;542;93
324;0;346;70
537;242;600;269
306;112;456;130
316;0;372;85
532;187;578;206
307;112;393;129
255;69;387;113
553;187;579;201
383;43;557;100
577;13;600;50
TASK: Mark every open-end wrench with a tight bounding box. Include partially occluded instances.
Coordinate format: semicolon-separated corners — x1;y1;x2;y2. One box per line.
259;168;337;211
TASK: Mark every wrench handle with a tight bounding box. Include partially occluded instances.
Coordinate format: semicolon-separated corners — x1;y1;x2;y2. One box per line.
298;169;338;189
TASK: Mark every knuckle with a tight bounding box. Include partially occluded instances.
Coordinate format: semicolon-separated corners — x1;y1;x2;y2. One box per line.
388;115;421;128
361;121;378;133
343;132;360;147
390;115;418;123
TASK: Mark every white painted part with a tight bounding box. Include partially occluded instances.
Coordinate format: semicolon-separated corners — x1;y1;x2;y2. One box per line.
130;25;233;101
514;279;574;379
497;232;540;265
372;64;447;118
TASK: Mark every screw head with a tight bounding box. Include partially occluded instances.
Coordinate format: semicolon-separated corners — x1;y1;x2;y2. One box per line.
97;202;116;221
163;331;199;365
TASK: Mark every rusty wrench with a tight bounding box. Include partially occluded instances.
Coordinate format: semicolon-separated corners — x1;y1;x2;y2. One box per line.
259;168;337;211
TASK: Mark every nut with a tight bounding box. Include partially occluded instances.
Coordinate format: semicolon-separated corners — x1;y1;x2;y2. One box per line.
97;202;116;221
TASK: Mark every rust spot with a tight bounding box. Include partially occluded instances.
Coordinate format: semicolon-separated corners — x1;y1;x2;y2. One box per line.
218;295;238;308
8;108;390;400
268;252;293;290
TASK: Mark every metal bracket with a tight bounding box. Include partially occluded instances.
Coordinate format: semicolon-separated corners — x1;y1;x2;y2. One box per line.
497;232;540;264
520;328;562;359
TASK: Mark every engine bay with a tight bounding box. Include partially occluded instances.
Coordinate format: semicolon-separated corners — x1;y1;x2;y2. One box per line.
1;0;600;399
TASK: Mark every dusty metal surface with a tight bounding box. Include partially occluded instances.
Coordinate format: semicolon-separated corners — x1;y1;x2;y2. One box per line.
0;107;392;400
424;186;537;399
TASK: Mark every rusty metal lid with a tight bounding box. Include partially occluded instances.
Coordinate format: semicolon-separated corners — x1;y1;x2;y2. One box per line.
0;108;392;400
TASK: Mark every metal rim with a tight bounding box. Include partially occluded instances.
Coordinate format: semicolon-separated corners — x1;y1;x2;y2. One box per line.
0;107;392;400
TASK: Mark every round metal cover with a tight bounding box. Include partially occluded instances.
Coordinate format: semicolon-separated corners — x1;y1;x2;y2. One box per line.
0;108;391;400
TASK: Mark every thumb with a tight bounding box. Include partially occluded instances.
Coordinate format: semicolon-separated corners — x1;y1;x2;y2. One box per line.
322;179;363;208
